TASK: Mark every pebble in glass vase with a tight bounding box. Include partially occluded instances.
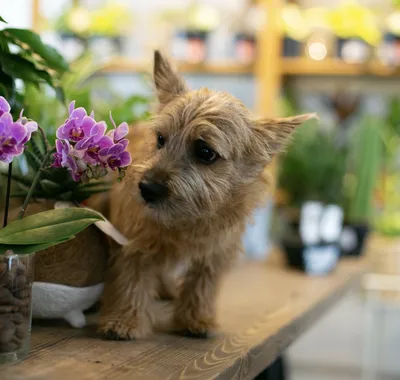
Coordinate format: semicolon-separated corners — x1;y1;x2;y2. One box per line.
0;251;34;364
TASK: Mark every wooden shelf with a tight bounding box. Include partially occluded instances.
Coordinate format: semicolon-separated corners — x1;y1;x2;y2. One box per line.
101;57;400;78
101;57;254;75
282;58;400;77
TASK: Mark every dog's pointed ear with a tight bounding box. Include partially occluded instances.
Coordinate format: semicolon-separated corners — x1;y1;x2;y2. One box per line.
252;113;317;161
154;50;188;107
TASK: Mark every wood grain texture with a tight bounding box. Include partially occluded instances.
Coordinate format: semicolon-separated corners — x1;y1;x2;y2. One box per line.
282;58;400;77
3;255;366;380
101;58;254;75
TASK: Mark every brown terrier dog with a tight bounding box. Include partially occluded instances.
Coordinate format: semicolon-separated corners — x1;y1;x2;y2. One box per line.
98;51;314;340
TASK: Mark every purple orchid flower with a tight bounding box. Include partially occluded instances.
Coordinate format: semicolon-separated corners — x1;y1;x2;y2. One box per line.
53;139;87;182
75;121;113;165
107;112;129;143
0;97;11;117
99;139;132;170
0;111;38;163
56;101;96;143
53;103;132;182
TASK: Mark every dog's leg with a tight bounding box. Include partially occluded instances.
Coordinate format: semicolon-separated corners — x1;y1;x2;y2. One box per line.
174;255;228;338
98;245;159;340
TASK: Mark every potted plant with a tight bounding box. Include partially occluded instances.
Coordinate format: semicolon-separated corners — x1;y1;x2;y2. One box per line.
341;115;383;256
281;3;310;57
170;2;220;63
370;97;400;275
378;7;400;66
54;3;133;60
328;2;381;63
0;20;132;363
277;120;347;275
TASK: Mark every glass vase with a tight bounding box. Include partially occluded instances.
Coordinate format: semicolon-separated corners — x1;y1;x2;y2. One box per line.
0;251;34;364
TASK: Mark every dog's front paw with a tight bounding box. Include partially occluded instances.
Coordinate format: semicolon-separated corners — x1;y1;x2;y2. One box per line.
98;317;151;340
174;316;217;339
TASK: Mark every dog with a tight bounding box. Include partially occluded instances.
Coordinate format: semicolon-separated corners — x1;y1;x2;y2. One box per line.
98;51;315;340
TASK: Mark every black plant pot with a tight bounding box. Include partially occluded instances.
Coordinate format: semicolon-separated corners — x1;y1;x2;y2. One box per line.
279;213;341;275
283;37;301;57
281;240;340;275
340;223;370;257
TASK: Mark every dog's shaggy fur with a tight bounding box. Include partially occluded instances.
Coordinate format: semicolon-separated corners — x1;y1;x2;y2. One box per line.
98;51;314;339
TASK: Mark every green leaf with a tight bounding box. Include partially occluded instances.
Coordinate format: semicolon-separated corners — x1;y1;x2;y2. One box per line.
55;86;66;104
3;28;68;72
0;16;7;23
0;33;9;53
40;179;62;193
0;68;14;98
0;237;74;255
24;149;42;172
1;54;42;85
0;208;104;245
0;171;33;187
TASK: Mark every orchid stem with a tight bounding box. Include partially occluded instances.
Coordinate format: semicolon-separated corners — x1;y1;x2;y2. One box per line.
18;148;54;220
37;125;50;153
3;162;12;228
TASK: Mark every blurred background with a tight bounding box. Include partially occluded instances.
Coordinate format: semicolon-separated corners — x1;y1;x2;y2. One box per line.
1;0;400;379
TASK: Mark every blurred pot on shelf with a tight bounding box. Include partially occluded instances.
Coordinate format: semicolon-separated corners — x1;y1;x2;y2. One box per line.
281;3;309;58
378;10;400;66
336;38;372;63
234;33;256;64
169;2;219;63
328;2;381;63
172;30;209;63
303;8;335;61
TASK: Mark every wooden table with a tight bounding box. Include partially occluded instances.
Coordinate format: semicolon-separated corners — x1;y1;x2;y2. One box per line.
4;255;366;380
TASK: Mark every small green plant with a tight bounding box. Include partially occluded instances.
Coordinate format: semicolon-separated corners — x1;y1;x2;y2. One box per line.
345;115;383;224
374;97;400;236
278;121;347;208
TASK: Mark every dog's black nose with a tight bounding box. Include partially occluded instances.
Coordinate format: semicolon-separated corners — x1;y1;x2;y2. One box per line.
139;181;168;203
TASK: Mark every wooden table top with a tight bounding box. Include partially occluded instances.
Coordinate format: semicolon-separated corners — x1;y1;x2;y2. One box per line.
4;254;366;380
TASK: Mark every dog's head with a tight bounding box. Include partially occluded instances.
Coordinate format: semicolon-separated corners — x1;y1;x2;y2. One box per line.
129;51;314;227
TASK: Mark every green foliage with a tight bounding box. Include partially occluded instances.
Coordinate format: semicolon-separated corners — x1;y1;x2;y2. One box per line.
0;19;69;116
374;97;400;236
278;121;347;207
345;116;383;223
4;132;110;202
0;208;103;254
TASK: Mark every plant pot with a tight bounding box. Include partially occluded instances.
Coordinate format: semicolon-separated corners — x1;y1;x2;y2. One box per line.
337;37;371;63
0;251;34;364
88;35;124;60
234;33;256;64
377;33;400;66
172;30;209;63
340;223;370;257
283;37;301;57
3;202;107;328
279;203;343;275
281;240;340;275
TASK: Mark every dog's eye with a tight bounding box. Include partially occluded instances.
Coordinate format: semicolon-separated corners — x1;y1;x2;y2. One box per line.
157;133;165;149
194;140;218;165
